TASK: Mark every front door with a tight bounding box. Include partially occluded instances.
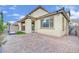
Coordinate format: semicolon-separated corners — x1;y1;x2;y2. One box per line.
32;20;35;32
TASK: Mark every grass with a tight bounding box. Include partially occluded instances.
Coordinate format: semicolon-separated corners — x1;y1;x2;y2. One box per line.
16;31;26;35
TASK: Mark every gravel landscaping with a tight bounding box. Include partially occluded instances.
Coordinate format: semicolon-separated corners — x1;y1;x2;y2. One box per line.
2;33;79;53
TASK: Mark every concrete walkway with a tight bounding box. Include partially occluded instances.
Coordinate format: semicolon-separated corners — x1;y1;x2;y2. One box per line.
0;46;2;53
2;33;79;53
0;29;8;53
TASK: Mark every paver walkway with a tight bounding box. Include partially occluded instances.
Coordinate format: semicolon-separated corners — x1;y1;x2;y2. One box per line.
0;47;2;53
2;33;79;53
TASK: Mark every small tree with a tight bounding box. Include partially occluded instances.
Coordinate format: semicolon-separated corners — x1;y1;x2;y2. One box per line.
0;12;4;33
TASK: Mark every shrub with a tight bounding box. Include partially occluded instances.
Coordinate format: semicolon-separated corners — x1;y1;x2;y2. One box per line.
16;31;26;35
0;12;4;33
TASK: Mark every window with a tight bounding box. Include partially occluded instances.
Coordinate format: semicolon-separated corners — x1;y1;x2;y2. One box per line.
21;21;25;31
41;18;53;28
41;19;49;27
21;26;25;31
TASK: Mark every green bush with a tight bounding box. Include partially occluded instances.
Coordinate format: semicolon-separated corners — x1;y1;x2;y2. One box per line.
16;31;26;35
3;24;8;29
0;12;4;33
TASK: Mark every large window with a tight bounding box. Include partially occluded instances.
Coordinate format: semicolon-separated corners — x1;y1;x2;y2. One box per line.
41;18;53;28
21;26;25;31
21;21;25;31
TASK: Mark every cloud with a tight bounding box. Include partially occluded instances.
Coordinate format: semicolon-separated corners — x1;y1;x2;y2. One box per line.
0;6;4;11
56;6;61;10
0;5;7;7
8;13;20;17
12;13;20;16
9;5;16;10
19;15;25;19
3;10;8;14
56;5;76;11
8;21;16;24
65;6;79;20
0;5;8;11
14;15;25;20
56;5;79;20
7;13;25;20
70;10;79;20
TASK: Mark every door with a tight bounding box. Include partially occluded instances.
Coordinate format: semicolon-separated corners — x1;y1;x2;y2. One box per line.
32;20;35;32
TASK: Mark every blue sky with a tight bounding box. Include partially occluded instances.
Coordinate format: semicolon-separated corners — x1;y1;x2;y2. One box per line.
0;5;79;23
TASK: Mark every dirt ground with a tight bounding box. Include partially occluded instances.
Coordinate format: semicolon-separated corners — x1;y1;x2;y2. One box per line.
2;33;79;53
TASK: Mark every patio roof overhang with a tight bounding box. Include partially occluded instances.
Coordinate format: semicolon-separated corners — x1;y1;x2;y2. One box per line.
36;8;70;22
17;7;70;23
17;15;37;22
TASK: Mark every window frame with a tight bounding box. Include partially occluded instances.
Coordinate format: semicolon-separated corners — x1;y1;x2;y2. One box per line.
41;17;53;29
21;25;25;31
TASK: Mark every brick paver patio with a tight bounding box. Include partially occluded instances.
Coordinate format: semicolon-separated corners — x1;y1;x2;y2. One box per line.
2;33;79;53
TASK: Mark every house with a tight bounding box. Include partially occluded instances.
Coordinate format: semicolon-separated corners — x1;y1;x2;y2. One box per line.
10;6;70;37
8;23;19;33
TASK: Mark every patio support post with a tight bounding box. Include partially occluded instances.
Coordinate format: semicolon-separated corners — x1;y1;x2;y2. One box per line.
18;22;21;31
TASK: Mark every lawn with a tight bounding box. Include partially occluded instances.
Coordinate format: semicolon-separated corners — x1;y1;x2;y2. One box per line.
16;31;26;35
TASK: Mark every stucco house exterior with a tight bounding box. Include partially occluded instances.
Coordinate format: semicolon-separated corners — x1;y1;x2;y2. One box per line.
9;6;70;37
8;23;19;33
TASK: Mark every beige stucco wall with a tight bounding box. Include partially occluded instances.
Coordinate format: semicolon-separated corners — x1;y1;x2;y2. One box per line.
35;13;68;37
62;16;69;35
18;22;21;31
25;19;32;33
17;8;69;37
30;9;48;18
9;24;19;33
18;19;32;33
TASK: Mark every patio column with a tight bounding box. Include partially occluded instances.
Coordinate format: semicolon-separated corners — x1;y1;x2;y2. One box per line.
18;22;21;31
25;19;32;33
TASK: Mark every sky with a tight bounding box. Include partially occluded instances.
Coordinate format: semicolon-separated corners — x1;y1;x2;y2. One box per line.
0;5;79;23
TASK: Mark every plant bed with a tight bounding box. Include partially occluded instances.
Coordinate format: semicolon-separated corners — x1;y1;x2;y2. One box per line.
16;31;26;35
